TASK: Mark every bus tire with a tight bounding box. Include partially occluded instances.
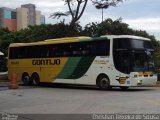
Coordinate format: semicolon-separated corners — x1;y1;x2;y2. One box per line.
120;86;129;90
22;73;31;86
31;73;40;86
97;75;110;90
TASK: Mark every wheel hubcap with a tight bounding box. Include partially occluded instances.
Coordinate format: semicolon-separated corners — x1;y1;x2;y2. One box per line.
24;76;29;82
101;78;109;88
32;77;37;85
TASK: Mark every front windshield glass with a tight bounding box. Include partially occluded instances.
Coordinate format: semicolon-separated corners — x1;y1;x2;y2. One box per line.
133;51;155;72
113;38;155;74
113;51;132;74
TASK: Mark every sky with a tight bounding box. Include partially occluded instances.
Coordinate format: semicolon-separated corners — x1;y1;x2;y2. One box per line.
0;0;160;40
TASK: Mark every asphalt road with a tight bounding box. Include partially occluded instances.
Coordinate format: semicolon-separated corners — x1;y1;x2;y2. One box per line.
0;83;160;115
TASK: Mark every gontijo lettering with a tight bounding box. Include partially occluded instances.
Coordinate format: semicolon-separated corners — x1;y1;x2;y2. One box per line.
32;59;60;65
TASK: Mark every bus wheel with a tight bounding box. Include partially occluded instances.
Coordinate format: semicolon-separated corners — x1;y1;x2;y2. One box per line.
120;86;129;90
31;73;40;86
97;75;110;90
22;73;31;86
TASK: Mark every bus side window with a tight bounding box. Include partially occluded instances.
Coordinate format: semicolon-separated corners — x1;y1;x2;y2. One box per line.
31;46;40;58
72;43;81;56
77;42;93;56
85;44;91;55
82;49;89;55
95;40;110;56
63;44;71;57
47;46;56;57
17;47;24;58
9;48;15;59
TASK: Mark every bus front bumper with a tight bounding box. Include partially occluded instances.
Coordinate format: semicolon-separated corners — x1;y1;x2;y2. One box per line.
121;75;157;87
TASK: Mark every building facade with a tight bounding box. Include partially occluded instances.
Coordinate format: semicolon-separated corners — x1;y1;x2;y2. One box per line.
0;4;45;31
21;4;36;26
40;15;45;24
16;7;29;31
0;7;17;31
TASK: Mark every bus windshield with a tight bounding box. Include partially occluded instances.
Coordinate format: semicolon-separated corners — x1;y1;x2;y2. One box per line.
113;38;155;74
133;51;154;72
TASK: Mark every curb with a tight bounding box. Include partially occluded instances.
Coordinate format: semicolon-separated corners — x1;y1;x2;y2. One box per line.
0;82;9;87
156;81;160;84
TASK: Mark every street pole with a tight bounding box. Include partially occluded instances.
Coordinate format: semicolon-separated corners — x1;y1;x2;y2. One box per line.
102;8;103;22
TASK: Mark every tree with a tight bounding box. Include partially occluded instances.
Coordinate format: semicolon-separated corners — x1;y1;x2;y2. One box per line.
0;28;10;36
0;19;160;65
50;0;125;26
82;18;131;37
91;0;124;22
50;0;88;26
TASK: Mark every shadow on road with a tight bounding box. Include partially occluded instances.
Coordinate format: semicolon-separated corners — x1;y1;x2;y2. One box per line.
35;83;156;92
0;82;157;92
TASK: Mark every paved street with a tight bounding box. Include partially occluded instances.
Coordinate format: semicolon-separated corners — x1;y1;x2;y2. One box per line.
0;83;160;115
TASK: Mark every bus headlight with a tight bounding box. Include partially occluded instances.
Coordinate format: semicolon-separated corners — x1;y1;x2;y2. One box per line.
137;80;142;85
134;75;138;78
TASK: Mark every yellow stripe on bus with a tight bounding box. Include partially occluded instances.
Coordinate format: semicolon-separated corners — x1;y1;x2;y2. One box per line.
8;58;69;82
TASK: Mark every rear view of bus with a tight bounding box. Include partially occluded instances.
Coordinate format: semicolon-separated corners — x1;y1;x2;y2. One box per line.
108;35;157;89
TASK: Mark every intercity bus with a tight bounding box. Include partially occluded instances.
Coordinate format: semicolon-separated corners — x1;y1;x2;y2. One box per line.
8;35;157;90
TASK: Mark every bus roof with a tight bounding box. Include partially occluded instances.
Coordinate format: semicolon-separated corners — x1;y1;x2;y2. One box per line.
101;35;150;41
9;36;92;47
9;35;150;48
44;36;90;42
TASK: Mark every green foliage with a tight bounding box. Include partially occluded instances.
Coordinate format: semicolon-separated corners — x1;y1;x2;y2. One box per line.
0;29;13;54
0;22;82;55
97;18;130;35
82;18;132;36
82;18;159;46
154;47;160;67
0;28;10;36
0;39;10;54
81;18;160;68
81;22;98;37
0;18;159;59
92;0;124;9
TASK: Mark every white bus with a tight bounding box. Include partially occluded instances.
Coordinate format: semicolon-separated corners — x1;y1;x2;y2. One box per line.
8;35;157;90
100;35;157;89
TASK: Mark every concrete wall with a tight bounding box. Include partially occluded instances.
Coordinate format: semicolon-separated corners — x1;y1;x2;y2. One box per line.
0;7;17;31
0;5;45;31
16;7;29;31
36;10;41;25
40;15;45;24
4;19;17;31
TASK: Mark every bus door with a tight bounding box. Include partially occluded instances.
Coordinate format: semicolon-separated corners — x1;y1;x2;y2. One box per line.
114;50;132;74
